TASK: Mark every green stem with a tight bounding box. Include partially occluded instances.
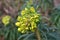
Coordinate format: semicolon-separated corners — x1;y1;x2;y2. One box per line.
35;29;41;40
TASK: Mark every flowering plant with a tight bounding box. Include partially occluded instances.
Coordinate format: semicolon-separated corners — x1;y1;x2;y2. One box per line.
15;6;41;33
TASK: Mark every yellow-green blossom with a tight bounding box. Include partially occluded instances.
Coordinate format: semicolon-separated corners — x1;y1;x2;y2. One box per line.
30;7;35;12
21;30;25;33
15;22;20;26
2;15;11;25
25;27;29;30
18;28;21;31
21;10;26;15
25;8;28;11
17;16;22;21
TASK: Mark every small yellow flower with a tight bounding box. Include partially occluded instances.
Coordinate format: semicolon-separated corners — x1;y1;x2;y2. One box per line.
25;27;29;30
17;16;21;21
30;17;34;19
30;7;35;12
25;8;28;11
18;28;21;31
34;15;38;18
23;18;28;22
15;22;20;26
36;19;39;22
23;17;26;20
21;30;25;33
21;10;26;15
2;15;11;25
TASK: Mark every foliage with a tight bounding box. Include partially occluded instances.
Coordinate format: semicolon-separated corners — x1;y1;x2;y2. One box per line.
51;8;60;27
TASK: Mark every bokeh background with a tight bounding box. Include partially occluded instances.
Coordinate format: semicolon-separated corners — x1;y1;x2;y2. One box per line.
0;0;60;40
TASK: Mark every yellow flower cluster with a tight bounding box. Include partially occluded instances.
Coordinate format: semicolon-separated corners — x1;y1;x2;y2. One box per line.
2;15;11;26
15;7;40;33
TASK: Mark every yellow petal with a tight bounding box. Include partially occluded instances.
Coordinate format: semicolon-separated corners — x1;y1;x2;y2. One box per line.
15;22;20;26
